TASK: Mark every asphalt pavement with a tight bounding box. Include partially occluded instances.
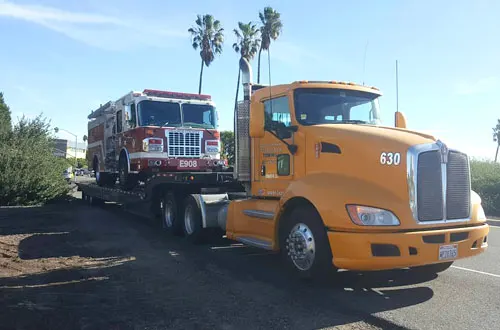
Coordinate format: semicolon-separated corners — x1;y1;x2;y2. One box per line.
91;195;500;330
5;189;496;330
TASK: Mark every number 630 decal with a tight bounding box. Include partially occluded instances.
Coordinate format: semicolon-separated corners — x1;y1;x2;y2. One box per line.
380;152;401;165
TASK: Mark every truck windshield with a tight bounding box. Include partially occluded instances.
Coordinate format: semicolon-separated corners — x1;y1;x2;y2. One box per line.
138;100;182;127
293;88;382;126
182;103;217;129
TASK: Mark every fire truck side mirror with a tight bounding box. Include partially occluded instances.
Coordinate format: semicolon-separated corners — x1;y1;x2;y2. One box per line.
250;101;265;138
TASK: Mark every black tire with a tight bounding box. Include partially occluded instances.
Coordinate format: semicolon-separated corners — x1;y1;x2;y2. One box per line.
279;204;336;280
161;192;183;235
118;154;137;190
182;195;205;244
411;261;453;274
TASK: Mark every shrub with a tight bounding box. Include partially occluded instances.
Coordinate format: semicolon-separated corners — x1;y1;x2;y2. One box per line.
471;159;500;216
0;115;70;206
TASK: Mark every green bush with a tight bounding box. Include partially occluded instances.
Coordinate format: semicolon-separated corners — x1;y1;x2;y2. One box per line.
471;159;500;216
0;115;70;206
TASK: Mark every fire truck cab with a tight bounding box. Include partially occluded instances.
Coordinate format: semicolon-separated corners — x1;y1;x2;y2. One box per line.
87;89;225;189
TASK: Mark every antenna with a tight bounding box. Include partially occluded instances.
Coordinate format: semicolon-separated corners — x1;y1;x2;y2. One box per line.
362;40;369;86
268;48;273;114
396;60;399;112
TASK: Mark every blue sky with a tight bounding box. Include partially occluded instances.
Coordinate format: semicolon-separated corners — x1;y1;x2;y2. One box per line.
0;0;498;159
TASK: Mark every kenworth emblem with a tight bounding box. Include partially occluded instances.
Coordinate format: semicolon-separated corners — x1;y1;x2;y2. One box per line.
436;139;449;164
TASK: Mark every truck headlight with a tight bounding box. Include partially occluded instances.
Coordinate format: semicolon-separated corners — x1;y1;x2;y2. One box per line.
346;205;400;226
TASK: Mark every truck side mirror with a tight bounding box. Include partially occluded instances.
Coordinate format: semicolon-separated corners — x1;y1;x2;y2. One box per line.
250;101;265;138
395;111;407;129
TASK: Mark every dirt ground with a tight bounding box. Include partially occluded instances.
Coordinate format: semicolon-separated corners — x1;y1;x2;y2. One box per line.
0;190;426;330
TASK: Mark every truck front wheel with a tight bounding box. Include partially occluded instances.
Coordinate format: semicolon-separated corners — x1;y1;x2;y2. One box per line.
279;205;335;279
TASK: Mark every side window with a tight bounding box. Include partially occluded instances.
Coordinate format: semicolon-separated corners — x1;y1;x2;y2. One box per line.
277;154;290;176
125;103;137;129
264;96;291;130
116;110;123;133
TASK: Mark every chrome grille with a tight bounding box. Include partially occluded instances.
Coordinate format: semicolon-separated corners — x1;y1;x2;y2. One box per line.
167;130;201;157
446;151;471;219
417;151;443;221
408;142;471;223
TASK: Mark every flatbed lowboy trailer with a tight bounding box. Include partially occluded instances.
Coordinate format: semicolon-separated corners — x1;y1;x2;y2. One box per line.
76;171;246;242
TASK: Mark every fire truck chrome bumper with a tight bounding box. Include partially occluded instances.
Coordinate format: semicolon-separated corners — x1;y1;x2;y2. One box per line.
327;223;489;271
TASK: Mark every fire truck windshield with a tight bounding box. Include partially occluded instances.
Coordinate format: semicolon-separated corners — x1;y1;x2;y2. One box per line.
137;100;217;129
138;100;182;127
182;103;217;129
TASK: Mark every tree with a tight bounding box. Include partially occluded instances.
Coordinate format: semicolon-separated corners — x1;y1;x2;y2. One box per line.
493;119;500;162
0;114;69;206
232;22;261;108
188;14;224;94
257;7;283;84
0;92;12;138
220;130;235;166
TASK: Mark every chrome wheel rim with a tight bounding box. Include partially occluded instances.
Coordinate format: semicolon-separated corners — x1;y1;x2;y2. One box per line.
163;200;174;228
184;205;195;235
286;223;316;271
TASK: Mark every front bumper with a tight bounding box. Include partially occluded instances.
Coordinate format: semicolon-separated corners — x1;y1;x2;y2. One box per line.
328;223;489;271
132;157;225;172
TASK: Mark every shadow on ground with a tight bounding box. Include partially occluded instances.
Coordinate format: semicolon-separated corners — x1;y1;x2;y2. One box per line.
0;197;438;330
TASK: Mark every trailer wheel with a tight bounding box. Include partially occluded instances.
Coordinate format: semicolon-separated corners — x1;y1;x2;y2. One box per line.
182;195;205;244
279;204;335;279
161;192;182;235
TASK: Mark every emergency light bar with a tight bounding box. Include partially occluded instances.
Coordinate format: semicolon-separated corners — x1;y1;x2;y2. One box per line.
143;89;211;101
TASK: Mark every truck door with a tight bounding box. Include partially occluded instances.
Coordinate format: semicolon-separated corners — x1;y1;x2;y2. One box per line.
243;94;295;241
254;94;295;192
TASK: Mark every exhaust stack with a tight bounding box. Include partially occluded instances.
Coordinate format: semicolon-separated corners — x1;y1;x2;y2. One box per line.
240;57;253;100
233;57;253;190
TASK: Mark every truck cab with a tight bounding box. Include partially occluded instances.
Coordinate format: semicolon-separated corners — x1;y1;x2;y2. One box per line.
224;58;488;277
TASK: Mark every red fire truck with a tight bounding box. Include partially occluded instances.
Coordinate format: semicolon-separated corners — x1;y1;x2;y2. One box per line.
86;89;225;190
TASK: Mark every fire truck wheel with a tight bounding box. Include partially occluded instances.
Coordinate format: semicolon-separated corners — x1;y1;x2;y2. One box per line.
161;192;183;235
182;195;205;244
279;204;335;280
118;155;137;190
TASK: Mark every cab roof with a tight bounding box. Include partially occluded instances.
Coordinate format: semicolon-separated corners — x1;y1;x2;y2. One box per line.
251;81;382;101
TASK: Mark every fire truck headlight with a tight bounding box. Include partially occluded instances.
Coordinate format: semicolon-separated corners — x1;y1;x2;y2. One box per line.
143;138;163;152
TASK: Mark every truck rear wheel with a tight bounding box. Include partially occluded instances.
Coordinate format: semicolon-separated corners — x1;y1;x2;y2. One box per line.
182;195;205;244
279;205;335;279
161;192;182;235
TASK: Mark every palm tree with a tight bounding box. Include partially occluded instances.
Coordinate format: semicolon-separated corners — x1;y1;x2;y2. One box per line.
257;7;283;84
232;22;261;107
188;14;224;94
493;119;500;162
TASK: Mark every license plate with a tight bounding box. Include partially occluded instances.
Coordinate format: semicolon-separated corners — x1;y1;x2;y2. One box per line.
178;160;199;169
439;244;458;260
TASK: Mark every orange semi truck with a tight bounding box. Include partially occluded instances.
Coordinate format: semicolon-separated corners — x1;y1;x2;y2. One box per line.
77;58;489;279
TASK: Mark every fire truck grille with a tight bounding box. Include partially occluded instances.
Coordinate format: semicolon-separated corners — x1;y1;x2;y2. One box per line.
167;130;202;157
